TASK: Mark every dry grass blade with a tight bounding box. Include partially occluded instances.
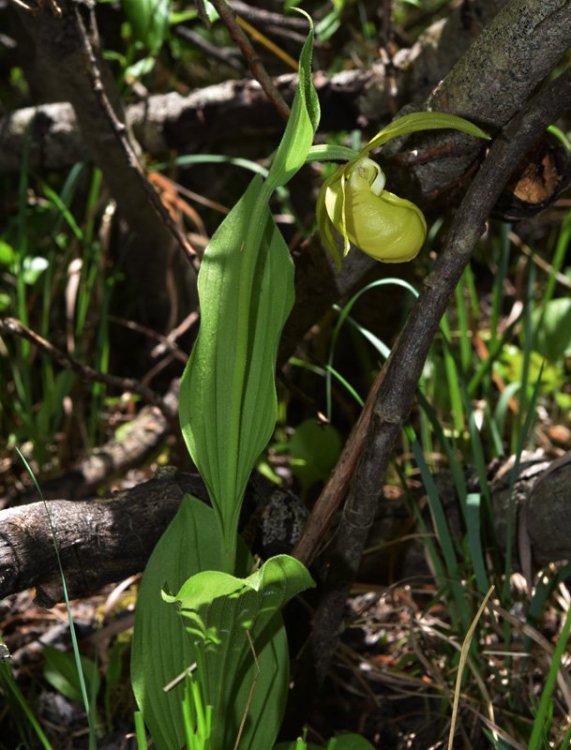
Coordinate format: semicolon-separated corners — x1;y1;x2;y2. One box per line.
447;587;495;750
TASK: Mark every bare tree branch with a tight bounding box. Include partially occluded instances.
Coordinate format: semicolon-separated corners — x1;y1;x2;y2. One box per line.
0;472;206;606
209;0;290;121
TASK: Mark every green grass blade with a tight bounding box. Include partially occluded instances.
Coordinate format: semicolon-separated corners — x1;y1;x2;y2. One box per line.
490;224;511;350
556;720;571;750
543;209;571;306
454;272;473;374
15;448;98;750
134;711;148;750
528;603;571;750
327;278;418;416
502;363;543;600
415;391;468;503
0;654;54;749
468;314;521;397
406;428;470;630
439;313;465;435
466;493;489;594
461;387;495;532
42;182;84;241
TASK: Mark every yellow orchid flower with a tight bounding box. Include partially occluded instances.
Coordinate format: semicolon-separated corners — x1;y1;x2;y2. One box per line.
322;157;427;264
314;111;490;267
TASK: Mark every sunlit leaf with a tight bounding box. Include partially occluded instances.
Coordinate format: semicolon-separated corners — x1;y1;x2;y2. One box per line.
165;555;315;749
179;177;295;567
363;111;490;155
265;14;320;194
131;495;223;750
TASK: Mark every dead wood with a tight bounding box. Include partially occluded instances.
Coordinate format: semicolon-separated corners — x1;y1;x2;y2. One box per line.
1;0;505;186
22;403;173;502
0;472;207;606
524;452;571;566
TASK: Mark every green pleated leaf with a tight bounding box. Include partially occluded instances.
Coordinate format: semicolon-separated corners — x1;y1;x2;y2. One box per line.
265;12;320;194
362;111;490;155
165;555;315;749
131;495;224;750
179;176;295;567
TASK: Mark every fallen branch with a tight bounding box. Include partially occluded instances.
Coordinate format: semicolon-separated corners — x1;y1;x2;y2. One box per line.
0;472;205;606
1;0;504;183
0;456;569;605
17;382;180;503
